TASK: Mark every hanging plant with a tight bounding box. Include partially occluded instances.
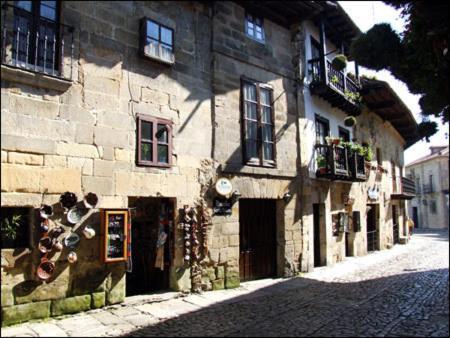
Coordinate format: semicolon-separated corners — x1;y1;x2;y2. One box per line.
344;116;357;127
1;214;23;240
331;54;347;71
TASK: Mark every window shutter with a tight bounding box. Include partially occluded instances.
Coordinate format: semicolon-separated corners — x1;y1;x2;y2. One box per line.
353;211;361;232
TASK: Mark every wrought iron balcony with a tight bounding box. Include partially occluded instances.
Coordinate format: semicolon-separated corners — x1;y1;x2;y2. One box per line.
308;57;362;116
422;183;434;194
392;176;416;200
349;151;367;181
1;3;74;81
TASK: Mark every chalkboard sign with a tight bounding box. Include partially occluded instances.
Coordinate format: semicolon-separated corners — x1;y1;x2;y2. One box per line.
100;209;128;263
213;198;232;216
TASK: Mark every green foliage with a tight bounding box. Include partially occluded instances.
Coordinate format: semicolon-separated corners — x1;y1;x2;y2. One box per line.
1;214;22;240
350;3;449;125
344;116;357;127
344;90;363;104
331;54;347;71
316;155;327;168
363;145;374;161
331;75;339;84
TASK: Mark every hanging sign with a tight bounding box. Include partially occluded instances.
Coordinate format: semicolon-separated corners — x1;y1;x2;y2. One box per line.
215;177;233;197
213;197;233;216
368;185;379;201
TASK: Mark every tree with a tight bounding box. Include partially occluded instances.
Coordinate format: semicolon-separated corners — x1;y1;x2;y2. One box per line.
350;2;449;140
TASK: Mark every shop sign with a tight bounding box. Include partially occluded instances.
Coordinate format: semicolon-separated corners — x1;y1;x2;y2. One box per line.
213;198;232;216
215;177;233;197
368;185;379;201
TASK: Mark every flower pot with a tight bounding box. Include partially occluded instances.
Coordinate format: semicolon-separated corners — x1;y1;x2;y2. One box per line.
64;233;80;248
38;236;53;254
37;258;55;281
59;192;78;210
39;205;53;219
83;192;98;209
67;251;77;263
40;219;49;233
48;225;64;239
82;225;95;239
67;207;88;224
52;240;63;252
318;167;328;175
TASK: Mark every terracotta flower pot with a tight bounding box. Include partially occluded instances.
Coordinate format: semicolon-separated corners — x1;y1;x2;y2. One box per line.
38;236;53;254
37;258;55;281
59;192;78;210
83;192;98;209
39;205;53;219
67;251;77;263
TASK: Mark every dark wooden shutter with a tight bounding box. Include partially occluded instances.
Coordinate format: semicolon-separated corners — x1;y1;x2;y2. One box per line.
353;211;361;232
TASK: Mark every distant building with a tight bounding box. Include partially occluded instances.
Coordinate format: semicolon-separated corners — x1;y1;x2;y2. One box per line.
406;146;449;229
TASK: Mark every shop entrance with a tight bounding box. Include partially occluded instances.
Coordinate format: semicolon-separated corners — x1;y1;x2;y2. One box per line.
367;204;378;252
126;197;174;296
412;207;419;228
392;205;399;244
313;203;326;267
239;199;277;281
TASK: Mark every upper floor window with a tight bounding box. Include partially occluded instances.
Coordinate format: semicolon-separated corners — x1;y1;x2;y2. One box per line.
140;18;174;65
137;114;172;167
429;174;434;192
315;115;330;145
245;13;264;43
310;37;320;59
430;200;437;214
338;127;350;142
7;1;60;74
241;79;275;167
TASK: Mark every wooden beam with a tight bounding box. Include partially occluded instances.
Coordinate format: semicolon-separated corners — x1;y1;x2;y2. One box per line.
369;100;397;110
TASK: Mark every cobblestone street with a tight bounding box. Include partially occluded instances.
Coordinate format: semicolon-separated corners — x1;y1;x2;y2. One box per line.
2;229;448;337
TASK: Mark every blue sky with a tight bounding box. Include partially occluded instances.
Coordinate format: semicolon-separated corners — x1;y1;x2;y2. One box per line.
339;1;449;164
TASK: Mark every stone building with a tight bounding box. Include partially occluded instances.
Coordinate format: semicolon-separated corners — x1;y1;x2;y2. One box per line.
406;146;449;229
1;1;420;325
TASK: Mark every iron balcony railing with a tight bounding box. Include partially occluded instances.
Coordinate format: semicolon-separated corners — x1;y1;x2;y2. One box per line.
401;177;416;195
1;3;74;80
422;183;434;194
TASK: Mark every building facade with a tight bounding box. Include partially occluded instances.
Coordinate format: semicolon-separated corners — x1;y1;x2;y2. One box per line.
1;1;420;326
406;146;449;229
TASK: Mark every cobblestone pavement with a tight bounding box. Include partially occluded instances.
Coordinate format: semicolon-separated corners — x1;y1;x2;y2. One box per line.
2;229;448;337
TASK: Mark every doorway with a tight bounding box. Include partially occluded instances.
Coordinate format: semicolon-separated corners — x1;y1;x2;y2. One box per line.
126;197;174;296
392;205;399;244
313;203;326;267
239;199;277;281
412;207;419;229
367;204;378;252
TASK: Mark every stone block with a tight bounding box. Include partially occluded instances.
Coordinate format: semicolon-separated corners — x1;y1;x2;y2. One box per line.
84;76;120;96
8;152;44;166
94;126;129;148
114;148;132;162
97;195;127;208
1;192;42;207
91;292;106;309
206;267;216;281
1;164;40;193
211;279;225;290
106;274;125;305
221;222;239;235
225;276;240;289
67;157;93;176
40;168;81;194
12;95;59;119
1;300;51;326
1;134;56;154
75;124;94;144
2;150;8;162
102;147;114;161
141;87;169;105
51;295;91;316
56;142;100;158
1;286;14;307
94;159;114;177
84;90;119;112
216;266;225;279
59;105;96;125
44;155;67;167
97;111;134;131
82;176;114;195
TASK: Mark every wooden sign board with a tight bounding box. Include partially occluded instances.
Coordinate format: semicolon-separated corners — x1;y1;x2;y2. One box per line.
100;209;128;263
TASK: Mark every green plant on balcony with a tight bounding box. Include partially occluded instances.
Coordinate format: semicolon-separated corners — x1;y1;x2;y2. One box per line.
331;54;347;71
326;136;341;145
316;155;328;174
344;116;357;127
344;90;363;104
363;145;374;161
331;75;339;85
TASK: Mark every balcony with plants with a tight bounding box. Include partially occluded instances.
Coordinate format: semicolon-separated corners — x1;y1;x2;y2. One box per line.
315;137;372;182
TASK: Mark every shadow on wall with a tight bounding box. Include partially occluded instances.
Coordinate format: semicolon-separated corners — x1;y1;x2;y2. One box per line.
122;266;449;337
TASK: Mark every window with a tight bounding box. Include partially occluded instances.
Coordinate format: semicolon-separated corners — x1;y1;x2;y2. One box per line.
338;127;350;142
140;18;174;64
137;115;172;167
416;177;421;194
1;207;31;249
391;161;397;192
429;174;434;193
315;115;330;145
241;80;275;167
245;13;264;42
430;200;437;214
352;211;361;232
376;148;382;165
310;37;321;59
11;1;60;74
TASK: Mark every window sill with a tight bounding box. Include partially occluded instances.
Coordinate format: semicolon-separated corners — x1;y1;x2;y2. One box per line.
220;163;297;178
141;53;175;66
1;64;72;92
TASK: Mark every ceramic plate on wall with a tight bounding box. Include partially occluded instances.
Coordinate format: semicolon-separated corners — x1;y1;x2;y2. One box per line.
67;207;88;224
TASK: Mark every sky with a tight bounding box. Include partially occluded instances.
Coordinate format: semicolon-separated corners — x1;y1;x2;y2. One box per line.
338;1;449;165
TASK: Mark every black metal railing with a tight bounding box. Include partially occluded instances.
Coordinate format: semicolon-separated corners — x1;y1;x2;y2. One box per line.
401;177;416;195
315;144;350;178
349;151;366;181
422;183;434;194
308;57;361;102
367;230;377;252
1;3;74;80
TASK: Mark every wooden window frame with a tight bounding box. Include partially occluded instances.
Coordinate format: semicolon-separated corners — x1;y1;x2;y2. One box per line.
338;126;350;142
314;114;330;146
240;77;276;168
137;114;173;167
139;17;175;65
244;12;265;43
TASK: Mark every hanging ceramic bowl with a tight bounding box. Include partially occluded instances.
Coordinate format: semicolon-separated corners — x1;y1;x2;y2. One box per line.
48;225;64;239
67;207;88;225
40;205;53;219
67;251;77;263
82;225;95;239
40;220;49;233
37;258;55;281
83;192;98;209
64;233;80;248
52;239;63;252
59;192;78;210
38;237;53;254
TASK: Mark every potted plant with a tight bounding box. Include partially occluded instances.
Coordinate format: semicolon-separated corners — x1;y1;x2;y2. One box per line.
344;116;357;127
326;136;341;145
316;155;328;174
1;213;23;244
331;75;339;85
363;145;374;162
331;54;347;71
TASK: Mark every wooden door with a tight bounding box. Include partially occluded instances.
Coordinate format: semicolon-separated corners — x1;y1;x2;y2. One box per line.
392;205;399;244
239;199;277;281
412;207;419;228
313;204;321;267
367;205;377;252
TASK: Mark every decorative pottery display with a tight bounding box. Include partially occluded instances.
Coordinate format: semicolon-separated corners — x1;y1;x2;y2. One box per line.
64;233;80;248
37;259;55;281
38;236;53;254
82;225;95;239
67;251;77;263
59;192;78;210
40;221;49;233
52;240;63;252
48;225;64;239
83;192;98;209
39;205;53;219
67;207;87;224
